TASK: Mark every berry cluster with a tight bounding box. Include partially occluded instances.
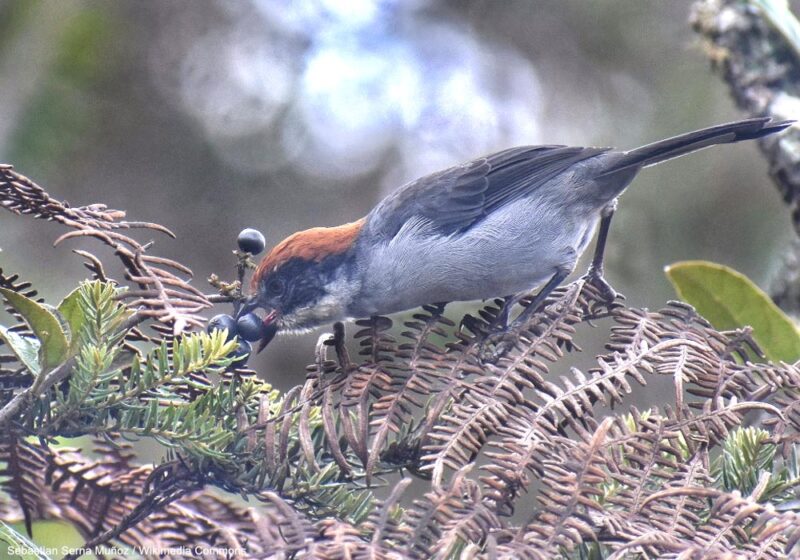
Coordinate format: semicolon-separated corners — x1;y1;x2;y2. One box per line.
207;228;276;367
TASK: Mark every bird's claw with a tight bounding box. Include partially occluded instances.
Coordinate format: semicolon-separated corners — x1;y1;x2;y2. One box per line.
478;329;517;364
582;268;618;303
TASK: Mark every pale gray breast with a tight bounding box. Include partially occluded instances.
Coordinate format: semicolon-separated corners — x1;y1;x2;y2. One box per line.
350;193;600;317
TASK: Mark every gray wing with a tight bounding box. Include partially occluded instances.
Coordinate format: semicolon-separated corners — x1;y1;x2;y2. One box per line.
364;145;611;240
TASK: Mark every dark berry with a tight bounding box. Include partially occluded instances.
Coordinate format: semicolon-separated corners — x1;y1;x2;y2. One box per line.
229;339;251;364
207;314;237;340
236;313;268;342
237;228;266;255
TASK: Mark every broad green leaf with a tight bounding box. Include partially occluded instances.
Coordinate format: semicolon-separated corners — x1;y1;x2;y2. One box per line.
0;326;41;375
45;303;72;349
0;288;68;369
56;287;84;353
752;0;800;65
0;520;53;560
666;261;800;362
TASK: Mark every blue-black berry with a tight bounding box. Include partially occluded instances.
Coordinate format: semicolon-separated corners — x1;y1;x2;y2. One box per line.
236;313;268;342
207;314;237;340
229;339;251;364
237;228;266;255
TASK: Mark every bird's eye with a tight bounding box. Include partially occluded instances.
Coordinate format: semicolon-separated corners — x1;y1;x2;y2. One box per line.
266;278;285;296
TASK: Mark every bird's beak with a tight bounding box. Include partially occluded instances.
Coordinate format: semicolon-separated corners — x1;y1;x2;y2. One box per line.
256;309;279;353
238;296;280;353
238;296;259;318
261;307;278;326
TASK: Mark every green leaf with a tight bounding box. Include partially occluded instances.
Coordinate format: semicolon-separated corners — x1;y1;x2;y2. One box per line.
665;260;800;362
0;520;53;560
752;0;800;66
0;326;41;375
0;288;69;369
56;287;84;353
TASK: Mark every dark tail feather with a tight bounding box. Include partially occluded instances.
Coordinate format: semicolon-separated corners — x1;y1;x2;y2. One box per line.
598;117;793;177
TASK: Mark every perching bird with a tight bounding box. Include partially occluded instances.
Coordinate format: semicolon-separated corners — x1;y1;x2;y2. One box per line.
242;117;791;346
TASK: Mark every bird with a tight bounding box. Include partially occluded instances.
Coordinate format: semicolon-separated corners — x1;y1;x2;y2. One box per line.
241;117;791;347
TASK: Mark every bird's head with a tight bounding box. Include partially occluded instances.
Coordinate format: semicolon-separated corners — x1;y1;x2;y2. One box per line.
242;219;365;344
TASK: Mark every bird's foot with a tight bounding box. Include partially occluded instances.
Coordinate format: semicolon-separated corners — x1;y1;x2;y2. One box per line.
478;268;572;363
581;267;618;303
478;328;518;364
478;301;539;364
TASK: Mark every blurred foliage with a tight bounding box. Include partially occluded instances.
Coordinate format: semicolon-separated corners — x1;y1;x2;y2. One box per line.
7;521;92;560
0;2;34;54
7;5;115;173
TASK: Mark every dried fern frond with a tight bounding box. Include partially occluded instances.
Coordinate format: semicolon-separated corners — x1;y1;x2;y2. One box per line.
0;438;321;558
487;420;611;560
0;438;50;536
399;464;499;559
642;482;799;558
1;166;210;333
421;282;602;487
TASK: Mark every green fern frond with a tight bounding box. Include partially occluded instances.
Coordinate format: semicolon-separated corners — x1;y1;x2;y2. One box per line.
713;426;799;502
75;280;128;348
287;463;376;524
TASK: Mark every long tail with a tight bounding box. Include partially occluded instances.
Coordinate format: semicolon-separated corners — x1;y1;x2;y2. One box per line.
598;117;792;177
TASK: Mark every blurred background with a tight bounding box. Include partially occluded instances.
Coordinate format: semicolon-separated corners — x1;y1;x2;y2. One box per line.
0;0;796;390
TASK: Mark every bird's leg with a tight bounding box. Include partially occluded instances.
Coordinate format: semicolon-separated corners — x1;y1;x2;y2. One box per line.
480;266;572;363
510;267;572;328
582;200;618;302
495;294;521;327
330;321;350;369
494;268;566;330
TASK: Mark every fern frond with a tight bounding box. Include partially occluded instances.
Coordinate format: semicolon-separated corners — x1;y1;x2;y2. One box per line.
515;419;612;558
